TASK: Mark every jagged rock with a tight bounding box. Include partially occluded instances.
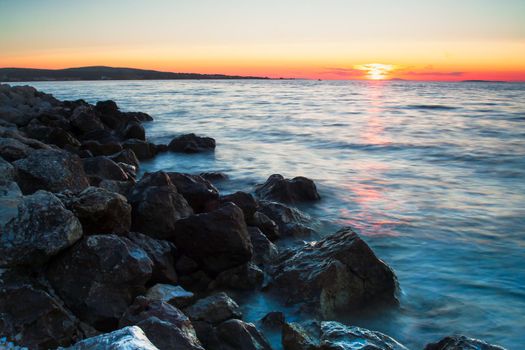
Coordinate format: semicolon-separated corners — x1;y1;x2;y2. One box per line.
0;156;15;181
200;172;228;182
167;172;220;213
282;322;317;350
121;121;146;141
0;181;22;226
0;189;83;267
175;255;200;275
109;148;140;168
98;179;133;197
62;186;132;234
136;317;204;350
70;106;105;134
0;137;32;161
172;203;252;274
47;235;153;331
123;111;154;122
13;149;89;194
221;191;258;221
127;232;178;284
63;326;158;350
251;211;280;241
184;293;242;324
271;227;398;317
248;226;279;266
168;133;216;153
215;319;273;350
258;200;314;238
83;156;129;182
27;126;81;150
424;335;506;350
0;84;56;126
210;262;264;290
128;172;193;239
81;140;123;156
255;174;320;203
261;311;285;328
123;139;156;160
145;284;194;308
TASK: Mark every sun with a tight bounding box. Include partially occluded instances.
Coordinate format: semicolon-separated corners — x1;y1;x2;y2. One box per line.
354;63;395;80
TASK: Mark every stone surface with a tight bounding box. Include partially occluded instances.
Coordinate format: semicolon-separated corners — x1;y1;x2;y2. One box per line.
248;226;279;266
255;174;320;203
146;284;194;308
136;317;204;350
215;319;273;350
83;156;129;182
258;200;314;238
109;148;140;168
0;137;32;161
282;322;318;350
123;139;156;160
271;227;398;317
211;262;264;290
167;172;220;213
63;326;159;350
251;211;280;241
221;191;258;221
0;156;15;181
261;311;285;328
424;335;507;350
184;293;242;325
168;133;216;153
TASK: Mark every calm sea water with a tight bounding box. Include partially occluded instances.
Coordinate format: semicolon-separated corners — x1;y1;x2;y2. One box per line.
14;80;525;349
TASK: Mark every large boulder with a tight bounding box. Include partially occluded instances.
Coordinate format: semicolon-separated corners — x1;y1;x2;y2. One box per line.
83;156;129;182
121;121;146;141
13;149;89;194
123;139;156;160
61;186;132;234
167;172;220;213
215;319;273;350
109;148;140;168
0;156;15;181
211;262;264;290
0;189;83;267
47;235;153;331
81;140;123;156
64;326;159;350
258;200;314;238
172;203;252;274
0;137;32;161
282;322;317;350
145;284;194;308
271;227;398;317
248;226;279;266
168;133;216;153
128;172;193;239
251;211;280;241
70;106;105;134
255;174;320;203
424;335;507;350
221;191;258;221
184;293;242;325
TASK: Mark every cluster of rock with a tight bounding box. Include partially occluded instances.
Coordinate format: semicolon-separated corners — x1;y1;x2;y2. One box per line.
0;84;506;350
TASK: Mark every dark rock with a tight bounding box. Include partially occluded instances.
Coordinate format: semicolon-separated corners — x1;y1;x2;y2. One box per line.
83;156;129;182
123;139;156;160
109;148;140;168
154;143;168;153
179;270;213;292
13;148;90;194
62;186;132;234
184;293;242;324
248;226;279;265
0;189;83;267
64;326;158;350
121;121;146;141
79;129;115;142
168;133;216;153
261;311;285;328
70;106;105;134
255;174;320;203
98;179;133;197
128;172;193;239
23;123;81;150
47;234;153;331
123;111;154;122
271;227;398;317
200;172;228;182
0;137;32;161
0;156;15;181
127;232;178;284
145;284;194;308
176;255;200;275
172;203;252;274
215;319;273;350
81;140;123;156
251;211;280;241
258;200;314;238
136;317;204;350
167;172;220;213
95;100;119;115
118;162;138;180
221;191;258;221
424;335;506;350
210;262;264;290
282;322;318;350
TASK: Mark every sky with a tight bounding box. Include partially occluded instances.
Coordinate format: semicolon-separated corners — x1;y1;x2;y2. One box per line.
1;0;524;81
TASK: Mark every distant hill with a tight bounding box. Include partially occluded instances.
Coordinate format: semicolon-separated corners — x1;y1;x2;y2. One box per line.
461;79;507;83
0;66;269;82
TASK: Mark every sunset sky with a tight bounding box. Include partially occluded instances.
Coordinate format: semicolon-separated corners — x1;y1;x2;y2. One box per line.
1;0;524;81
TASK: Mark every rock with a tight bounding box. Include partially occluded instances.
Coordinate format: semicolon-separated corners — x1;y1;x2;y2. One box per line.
319;321;409;350
127;232;178;284
167;172;220;213
121;121;146;141
200;172;228;182
258;200;314;238
210;262;264;290
98;179;133;197
176;255;200;275
64;326;158;350
248;226;279;265
261;311;285;328
424;335;506;350
251;211;280;241
172;203;252;274
47;235;153;331
123;111;153;122
118;162;138;180
271;227;398;317
282;322;317;350
37;127;81;149
128;172;193;239
0;181;22;226
95;100;119;115
0;156;15;181
136;317;204;350
168;133;216;153
221;191;258;221
255;174;320;203
0;190;83;267
0;137;32;161
0;271;84;349
70;106;105;134
81;140;123;156
215;319;273;350
109;148;140;168
62;186;132;234
184;293;242;324
145;284;194;308
13;149;89;194
123;139;156;160
83;156;129;182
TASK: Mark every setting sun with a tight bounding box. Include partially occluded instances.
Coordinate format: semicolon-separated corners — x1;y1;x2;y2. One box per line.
354;63;395;80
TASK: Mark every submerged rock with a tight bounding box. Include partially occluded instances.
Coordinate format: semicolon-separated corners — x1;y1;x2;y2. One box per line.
271;227;398;317
255;174;320;203
258;200;314;238
424;335;507;350
64;326;158;350
168;133;216;153
167;172;220;213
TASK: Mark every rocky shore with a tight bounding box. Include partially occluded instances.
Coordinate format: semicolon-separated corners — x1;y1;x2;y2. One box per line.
0;84;507;350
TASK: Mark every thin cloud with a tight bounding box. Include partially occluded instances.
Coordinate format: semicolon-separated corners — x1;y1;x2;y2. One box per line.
320;67;365;77
404;71;464;77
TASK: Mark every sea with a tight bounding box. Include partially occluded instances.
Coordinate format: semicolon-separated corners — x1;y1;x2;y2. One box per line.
12;79;525;349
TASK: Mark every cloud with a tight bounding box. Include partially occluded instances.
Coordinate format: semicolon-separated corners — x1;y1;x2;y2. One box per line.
404;71;464;76
320;67;365;76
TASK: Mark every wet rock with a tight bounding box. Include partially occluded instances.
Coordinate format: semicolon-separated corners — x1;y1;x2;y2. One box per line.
282;322;318;350
136;317;204;350
248;226;279;266
35;127;81;149
121;121;146;141
109;148;140;168
258;200;314;238
200;171;228;182
168;133;216;153
221;191;258;221
64;326;158;350
98;179;133;197
0;156;15;181
261;311;285;328
70;106;105;134
127;232;178;284
251;211;280;241
172;203;252;274
176;255;200;275
0;181;22;226
83;156;129;182
14;148;89;194
184;293;242;324
0;137;32;161
118;162;138;180
62;186;132;234
215;319;273;350
146;284;194;308
210;262;264;290
81;140;123;156
123;111;154;122
128;172;193;239
123;139;156;160
167;172;220;213
255;174;320;203
424;335;506;350
0;84;57;126
95;100;119;116
47;234;153;331
319;321;408;350
0;190;83;267
271;227;398;317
